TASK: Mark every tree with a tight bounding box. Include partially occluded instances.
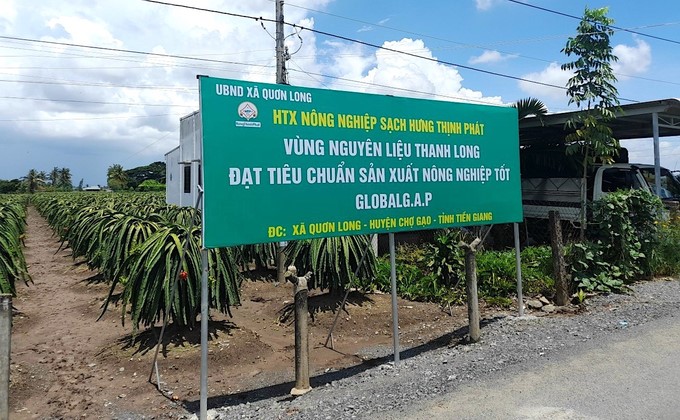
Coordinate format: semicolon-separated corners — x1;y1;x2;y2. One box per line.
49;167;60;187
125;161;166;189
0;179;21;194
137;179;165;192
512;97;548;121
23;169;43;194
107;164;129;191
37;171;48;187
561;6;620;237
513;97;548;144
58;168;73;191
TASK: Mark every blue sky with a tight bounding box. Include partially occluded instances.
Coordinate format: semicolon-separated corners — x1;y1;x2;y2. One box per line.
0;0;678;185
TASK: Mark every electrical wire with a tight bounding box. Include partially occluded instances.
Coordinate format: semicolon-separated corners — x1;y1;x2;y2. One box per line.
3;0;671;117
287;68;506;106
0;95;194;107
0;78;198;92
0;113;181;122
0;35;274;68
505;0;680;46
0;2;673;102
139;0;644;103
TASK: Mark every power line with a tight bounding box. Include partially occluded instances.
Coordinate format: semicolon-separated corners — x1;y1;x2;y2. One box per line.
280;0;679;67
280;0;675;51
2;1;660;110
140;0;641;103
505;0;680;46
0;95;194;107
0;2;664;104
291;23;639;102
0;113;180;122
122;132;175;163
0;78;198;91
0;35;274;68
139;1;573;96
287;68;504;106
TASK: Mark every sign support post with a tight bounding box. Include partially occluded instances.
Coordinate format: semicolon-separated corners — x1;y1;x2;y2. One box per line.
0;294;10;420
514;222;524;317
286;266;312;395
149;188;203;392
200;246;209;420
388;233;400;363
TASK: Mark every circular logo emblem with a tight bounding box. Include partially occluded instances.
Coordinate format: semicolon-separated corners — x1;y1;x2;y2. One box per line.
238;102;258;120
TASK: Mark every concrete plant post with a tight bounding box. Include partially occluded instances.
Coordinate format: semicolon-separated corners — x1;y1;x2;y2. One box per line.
286;266;313;396
0;294;11;420
460;238;482;343
549;210;569;306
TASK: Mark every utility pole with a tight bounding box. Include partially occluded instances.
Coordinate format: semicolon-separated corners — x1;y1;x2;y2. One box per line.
276;0;288;284
276;0;288;86
275;1;310;394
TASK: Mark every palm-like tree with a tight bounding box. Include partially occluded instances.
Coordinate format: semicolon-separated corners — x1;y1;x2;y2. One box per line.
24;169;44;194
107;164;128;191
58;168;72;190
512;98;548;121
49;167;60;187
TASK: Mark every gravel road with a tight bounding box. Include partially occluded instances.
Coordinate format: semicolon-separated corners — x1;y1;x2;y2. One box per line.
199;279;680;420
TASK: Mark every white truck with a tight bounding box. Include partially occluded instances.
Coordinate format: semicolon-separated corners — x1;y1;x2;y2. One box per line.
521;163;651;223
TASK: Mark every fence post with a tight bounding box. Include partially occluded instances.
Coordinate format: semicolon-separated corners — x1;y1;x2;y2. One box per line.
286;266;312;396
549;211;569;305
1;294;11;420
460;238;481;343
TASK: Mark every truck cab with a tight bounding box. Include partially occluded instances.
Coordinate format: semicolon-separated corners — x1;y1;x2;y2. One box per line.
522;163;651;223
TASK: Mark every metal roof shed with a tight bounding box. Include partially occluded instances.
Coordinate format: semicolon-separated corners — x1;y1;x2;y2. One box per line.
519;98;680;195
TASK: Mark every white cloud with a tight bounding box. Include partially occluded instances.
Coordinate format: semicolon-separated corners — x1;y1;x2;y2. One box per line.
518;62;571;101
469;50;516;65
46;16;121;47
0;0;324;183
613;39;651;78
0;0;507;183
475;0;498;11
324;38;502;105
0;0;17;31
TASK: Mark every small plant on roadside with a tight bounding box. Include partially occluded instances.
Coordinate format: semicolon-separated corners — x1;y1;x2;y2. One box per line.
520;245;555;295
592;188;661;279
651;211;680;276
424;229;467;289
568;242;626;294
570;189;662;294
286;235;376;293
484;296;513;309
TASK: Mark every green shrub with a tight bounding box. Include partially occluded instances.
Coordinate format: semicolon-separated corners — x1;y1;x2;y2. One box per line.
568;188;662;293
358;232;554;306
653;218;680;276
136;179;166;192
423;229;467;288
520;245;554;294
476;250;517;297
476;246;554;298
569;242;625;293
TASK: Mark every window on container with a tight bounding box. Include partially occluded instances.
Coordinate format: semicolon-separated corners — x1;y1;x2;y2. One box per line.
183;165;191;193
198;164;202;187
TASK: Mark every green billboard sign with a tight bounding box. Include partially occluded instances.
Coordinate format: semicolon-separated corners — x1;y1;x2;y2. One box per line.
199;76;522;248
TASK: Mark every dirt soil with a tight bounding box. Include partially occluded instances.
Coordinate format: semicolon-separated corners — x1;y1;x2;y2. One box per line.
9;208;511;419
